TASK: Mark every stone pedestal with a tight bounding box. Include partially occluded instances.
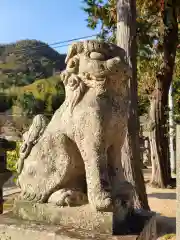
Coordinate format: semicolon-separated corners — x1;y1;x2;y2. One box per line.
10;201;157;239
0;211;156;240
13;201;112;233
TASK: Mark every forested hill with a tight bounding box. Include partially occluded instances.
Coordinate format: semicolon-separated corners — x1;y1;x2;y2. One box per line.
0;39;66;89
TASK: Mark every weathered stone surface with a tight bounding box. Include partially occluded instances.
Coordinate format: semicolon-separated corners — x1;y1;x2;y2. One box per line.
13;201;112;233
13;200;156;238
17;40;133;213
16;114;49;175
0;210;156;240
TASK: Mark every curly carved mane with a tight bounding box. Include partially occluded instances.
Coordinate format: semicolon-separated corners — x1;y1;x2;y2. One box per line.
60;40;131;112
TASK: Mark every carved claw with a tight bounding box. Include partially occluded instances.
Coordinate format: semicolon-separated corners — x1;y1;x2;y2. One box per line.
52;190;72;207
90;191;113;212
20;190;43;203
21;191;30;200
22;191;27;197
26;192;36;201
94;196;113;212
35;193;43;203
56;196;69;207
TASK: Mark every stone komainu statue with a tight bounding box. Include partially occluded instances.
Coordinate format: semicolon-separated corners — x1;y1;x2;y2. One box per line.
17;40;132;211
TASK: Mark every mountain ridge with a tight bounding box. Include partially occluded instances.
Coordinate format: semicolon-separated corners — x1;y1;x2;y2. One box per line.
0;39;66;89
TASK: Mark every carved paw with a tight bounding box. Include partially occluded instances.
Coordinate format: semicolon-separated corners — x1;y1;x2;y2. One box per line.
91;191;113;212
48;189;88;207
20;189;44;203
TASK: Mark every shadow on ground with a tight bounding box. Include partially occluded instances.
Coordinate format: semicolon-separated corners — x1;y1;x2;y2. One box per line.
156;213;176;238
148;192;176;200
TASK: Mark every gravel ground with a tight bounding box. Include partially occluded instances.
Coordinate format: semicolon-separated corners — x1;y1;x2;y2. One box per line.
144;168;176;239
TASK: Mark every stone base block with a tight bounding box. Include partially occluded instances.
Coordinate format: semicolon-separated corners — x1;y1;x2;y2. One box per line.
13;200;112;233
0;211;156;240
8;200;157;239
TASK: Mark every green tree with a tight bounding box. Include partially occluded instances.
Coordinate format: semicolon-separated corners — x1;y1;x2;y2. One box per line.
147;1;178;188
15;93;46;117
82;0;158;56
82;0;180;188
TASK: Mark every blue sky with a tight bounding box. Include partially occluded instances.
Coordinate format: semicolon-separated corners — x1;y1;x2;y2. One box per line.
0;0;100;53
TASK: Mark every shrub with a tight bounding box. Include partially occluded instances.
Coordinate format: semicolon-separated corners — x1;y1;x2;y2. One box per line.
160;233;176;240
7;141;21;173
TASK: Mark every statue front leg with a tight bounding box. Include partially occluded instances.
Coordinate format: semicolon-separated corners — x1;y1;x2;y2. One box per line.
77;135;112;211
108;141;134;215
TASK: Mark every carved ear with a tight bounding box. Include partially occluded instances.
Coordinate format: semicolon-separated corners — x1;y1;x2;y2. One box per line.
65;42;84;64
65;44;76;64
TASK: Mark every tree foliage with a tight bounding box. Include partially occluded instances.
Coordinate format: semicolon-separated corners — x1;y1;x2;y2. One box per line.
82;0;159;57
15;93;46;117
82;0;180;116
7;142;21;173
11;76;65;119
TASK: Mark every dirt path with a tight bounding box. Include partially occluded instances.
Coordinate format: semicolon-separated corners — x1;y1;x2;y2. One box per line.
144;168;176;238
